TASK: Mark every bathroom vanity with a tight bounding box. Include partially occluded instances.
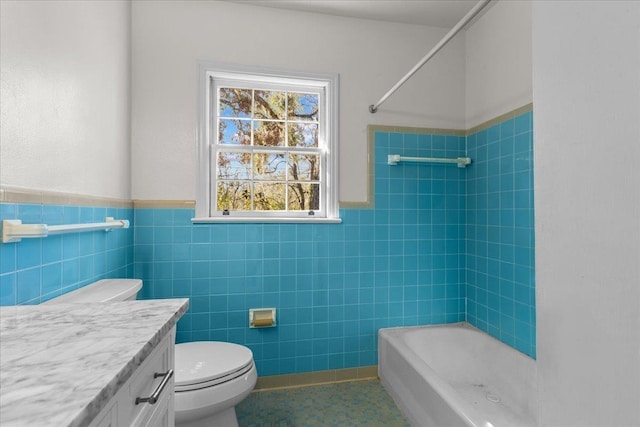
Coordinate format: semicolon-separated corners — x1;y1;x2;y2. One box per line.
0;299;188;426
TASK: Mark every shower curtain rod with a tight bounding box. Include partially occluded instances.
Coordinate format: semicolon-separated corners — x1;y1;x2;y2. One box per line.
369;0;492;114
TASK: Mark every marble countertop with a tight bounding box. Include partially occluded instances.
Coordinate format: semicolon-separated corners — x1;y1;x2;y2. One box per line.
0;299;189;427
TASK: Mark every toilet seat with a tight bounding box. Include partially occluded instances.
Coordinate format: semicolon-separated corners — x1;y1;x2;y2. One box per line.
175;342;254;392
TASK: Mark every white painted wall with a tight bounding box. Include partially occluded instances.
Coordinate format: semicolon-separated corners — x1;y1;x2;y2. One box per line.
533;1;640;425
0;0;131;200
465;0;532;128
131;0;466;202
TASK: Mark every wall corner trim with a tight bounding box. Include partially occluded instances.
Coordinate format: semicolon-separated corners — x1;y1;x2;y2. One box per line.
465;103;533;136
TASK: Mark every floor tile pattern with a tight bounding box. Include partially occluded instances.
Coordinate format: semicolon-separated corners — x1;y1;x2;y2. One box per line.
236;379;410;427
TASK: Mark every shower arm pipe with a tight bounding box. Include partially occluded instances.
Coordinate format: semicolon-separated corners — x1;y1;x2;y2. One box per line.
1;217;129;243
368;0;492;114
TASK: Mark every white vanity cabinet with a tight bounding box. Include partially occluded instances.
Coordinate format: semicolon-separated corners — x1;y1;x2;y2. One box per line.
89;327;176;427
0;299;188;427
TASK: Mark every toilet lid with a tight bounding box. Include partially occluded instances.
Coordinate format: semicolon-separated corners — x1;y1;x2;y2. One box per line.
174;342;254;388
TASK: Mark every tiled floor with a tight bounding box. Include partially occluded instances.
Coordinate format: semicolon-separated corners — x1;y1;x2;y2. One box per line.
236;379;410;427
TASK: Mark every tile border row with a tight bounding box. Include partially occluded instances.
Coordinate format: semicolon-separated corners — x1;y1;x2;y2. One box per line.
465;103;533;136
133;200;196;209
253;365;378;391
0;186;132;208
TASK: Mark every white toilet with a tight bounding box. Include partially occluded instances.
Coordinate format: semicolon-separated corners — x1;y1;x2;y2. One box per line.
45;279;257;427
174;341;256;427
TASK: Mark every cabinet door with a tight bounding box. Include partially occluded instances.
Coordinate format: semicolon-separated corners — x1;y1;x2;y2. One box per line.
141;394;174;427
88;327;176;427
92;404;117;427
129;339;171;420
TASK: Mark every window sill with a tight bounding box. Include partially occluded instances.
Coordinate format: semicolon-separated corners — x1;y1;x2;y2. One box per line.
191;217;342;224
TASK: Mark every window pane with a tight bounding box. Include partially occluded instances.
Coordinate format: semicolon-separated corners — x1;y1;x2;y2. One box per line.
217;181;251;211
253;183;286;210
219;88;252;118
288;153;320;181
204;67;336;219
217;152;251;180
253;152;286;181
287;123;318;147
288;93;318;121
254;90;285;120
219;119;251;145
288;183;320;210
254;120;285;147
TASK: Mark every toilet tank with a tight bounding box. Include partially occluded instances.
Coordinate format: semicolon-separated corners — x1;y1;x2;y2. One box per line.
43;279;142;304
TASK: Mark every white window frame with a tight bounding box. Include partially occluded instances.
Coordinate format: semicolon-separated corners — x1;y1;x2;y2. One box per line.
194;63;340;223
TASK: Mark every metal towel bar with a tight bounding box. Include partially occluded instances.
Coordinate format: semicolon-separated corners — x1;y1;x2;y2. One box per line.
1;217;130;243
387;154;472;168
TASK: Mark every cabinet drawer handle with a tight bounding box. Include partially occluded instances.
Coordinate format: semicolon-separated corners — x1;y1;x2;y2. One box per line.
135;370;174;405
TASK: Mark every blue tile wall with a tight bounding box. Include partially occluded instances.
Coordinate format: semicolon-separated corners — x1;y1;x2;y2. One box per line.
0;204;134;305
134;130;467;376
2;111;535;376
465;111;536;358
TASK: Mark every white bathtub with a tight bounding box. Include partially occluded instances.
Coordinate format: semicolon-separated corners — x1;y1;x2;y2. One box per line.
379;323;537;427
